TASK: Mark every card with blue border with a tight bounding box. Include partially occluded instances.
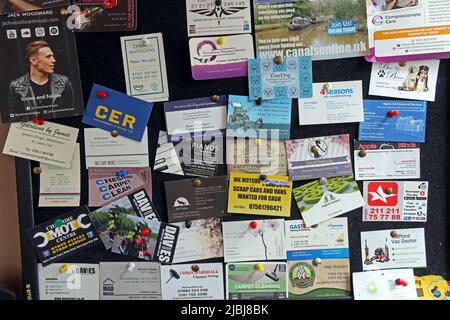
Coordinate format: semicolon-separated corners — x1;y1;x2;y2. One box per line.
359;100;427;143
82;84;152;142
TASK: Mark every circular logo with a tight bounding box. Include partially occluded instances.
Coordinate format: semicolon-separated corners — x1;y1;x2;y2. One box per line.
308;139;328;159
372;15;383;26
196;40;218;63
174;197;189;207
289;262;315;288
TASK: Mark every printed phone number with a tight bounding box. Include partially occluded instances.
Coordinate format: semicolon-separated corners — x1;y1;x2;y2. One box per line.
365;207;401;221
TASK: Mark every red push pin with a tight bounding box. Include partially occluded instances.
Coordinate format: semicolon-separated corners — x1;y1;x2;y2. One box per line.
395;278;407;286
387;110;400;118
96;89;107;99
32;117;44;125
103;0;118;9
249;221;257;229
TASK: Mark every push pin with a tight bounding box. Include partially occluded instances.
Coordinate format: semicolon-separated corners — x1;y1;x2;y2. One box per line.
319;177;327;185
185;221;192;229
32;117;44;125
59;8;68;15
215;0;222;5
193;179;201;187
255;97;263;105
398;62;407;67
390;230;399;238
249;221;258;229
259;174;267;181
103;0;118;9
116;170;127;177
312;258;322;266
310;145;320;154
431;286;441;298
323;83;332;90
211;95;220;103
255;138;262;146
274;55;283;65
395;278;407;286
96;89;107;99
111;130;119;137
59;264;69;273
191;265;200;272
142;36;151;46
217;37;225;45
387;110;400;118
385;187;393;195
358;149;367;158
127;262;135;272
32;167;42;175
255;263;264;272
311;224;319;229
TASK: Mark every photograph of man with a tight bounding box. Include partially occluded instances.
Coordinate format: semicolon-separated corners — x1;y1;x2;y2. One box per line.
0;0;41;13
8;41;75;119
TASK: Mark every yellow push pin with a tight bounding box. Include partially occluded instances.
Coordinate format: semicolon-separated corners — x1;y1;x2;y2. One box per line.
255;138;262;146
323;83;332;90
59;264;69;273
255;263;264;272
217;37;225;45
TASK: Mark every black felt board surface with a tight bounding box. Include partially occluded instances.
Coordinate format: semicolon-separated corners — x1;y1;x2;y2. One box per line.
17;0;450;298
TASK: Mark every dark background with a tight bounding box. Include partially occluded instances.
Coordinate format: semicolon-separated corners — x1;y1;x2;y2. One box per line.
16;0;449;299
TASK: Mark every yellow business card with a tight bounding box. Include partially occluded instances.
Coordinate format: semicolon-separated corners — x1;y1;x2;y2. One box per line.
415;275;449;300
228;172;292;217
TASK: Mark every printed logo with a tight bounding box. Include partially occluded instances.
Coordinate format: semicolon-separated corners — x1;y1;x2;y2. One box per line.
320;87;353;96
372;15;383;26
367;182;398;206
190;4;247;22
289;262;315;288
173;197;189;207
6;30;17;39
21;28;31;38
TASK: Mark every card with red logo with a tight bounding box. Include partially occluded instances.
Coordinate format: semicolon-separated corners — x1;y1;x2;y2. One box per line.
363;181;428;222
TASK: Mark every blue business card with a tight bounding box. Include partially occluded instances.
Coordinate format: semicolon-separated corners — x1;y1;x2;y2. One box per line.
82;84;152;142
359;100;427;143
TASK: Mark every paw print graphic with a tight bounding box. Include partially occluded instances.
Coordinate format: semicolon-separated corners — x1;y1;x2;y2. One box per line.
251;76;261;86
263;88;273;97
262;62;272;72
288;60;298;70
378;70;385;78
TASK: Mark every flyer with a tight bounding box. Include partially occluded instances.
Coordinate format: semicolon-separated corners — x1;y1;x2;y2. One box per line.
415;275;450;300
363;181;428;222
226;262;288;300
253;0;369;60
0;6;84;123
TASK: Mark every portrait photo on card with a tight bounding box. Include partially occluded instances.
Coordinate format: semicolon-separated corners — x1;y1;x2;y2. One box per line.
0;0;68;13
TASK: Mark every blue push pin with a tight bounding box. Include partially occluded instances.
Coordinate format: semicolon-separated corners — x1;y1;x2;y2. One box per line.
116;170;127;177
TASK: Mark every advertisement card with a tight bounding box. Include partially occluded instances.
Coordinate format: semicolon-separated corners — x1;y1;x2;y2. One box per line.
172;218;223;264
38;263;99;300
164;96;227;142
367;0;450;62
359;100;427;143
84;127;149;168
90;210;178;264
71;0;137;32
226;138;288;176
285;218;351;298
361;228;426;271
189;34;254;80
363;181;428;222
164;176;228;222
253;0;369;60
293;175;364;227
227;95;291;140
369;60;439;102
0;6;84;123
223;219;286;262
186;0;252;37
161;263;224;300
38;143;80;207
120;33;169;103
228;172;292;218
286;134;353;181
88;167;152;207
154;131;184;176
298;81;364;125
353;269;417;300
226;262;288;300
3;121;78;168
0;0;68;13
415;275;450;300
82;84;152;142
99;262;161;300
27;206;100;266
354;140;421;180
248;56;313;100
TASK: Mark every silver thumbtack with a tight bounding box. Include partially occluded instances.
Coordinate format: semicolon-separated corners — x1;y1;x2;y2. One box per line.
127;263;136;272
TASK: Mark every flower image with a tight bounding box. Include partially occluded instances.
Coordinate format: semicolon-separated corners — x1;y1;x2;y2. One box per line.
247;220;280;260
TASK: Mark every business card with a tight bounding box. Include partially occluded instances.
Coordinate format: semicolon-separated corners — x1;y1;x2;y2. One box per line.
38;143;80;207
172;218;223;264
161;263;224;300
226;138;288;176
186;0;252;36
99;262;161;300
299;81;364;125
84;127;149;168
88;167;152;207
363;181;428;222
223;219;286;262
120;33;169;102
227;95;291;140
226;262;288;300
359;100;427;143
164;176;228;222
369;60;439;102
354;140;421;180
285;218;351;298
415;275;450;300
0;0;68;13
27;206;100;266
361;228;426;271
190;34;254;80
293;175;364;227
3;121;78;168
164;96;227;142
38;263;99;300
228;173;292;218
286;134;353;181
154;131;184;176
353;269;417;300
